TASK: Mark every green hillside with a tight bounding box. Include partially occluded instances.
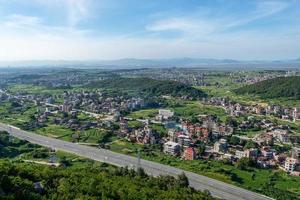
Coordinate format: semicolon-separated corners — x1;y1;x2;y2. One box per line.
87;77;207;99
0;131;215;200
235;76;300;99
0;160;216;200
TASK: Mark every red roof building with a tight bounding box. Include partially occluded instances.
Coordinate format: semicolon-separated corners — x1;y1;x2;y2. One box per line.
184;147;196;160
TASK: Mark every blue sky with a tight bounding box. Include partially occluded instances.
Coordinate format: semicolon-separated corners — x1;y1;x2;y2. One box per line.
0;0;299;60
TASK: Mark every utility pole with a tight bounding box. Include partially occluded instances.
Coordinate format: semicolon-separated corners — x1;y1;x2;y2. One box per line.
137;148;141;171
8;126;13;143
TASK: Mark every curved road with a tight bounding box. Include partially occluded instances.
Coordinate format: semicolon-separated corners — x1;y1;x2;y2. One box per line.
0;123;272;200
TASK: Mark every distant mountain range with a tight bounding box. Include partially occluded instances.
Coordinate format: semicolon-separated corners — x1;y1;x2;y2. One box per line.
0;58;300;69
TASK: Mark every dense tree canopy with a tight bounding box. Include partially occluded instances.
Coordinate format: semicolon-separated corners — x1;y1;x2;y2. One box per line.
87;77;207;99
235;76;300;99
0;160;216;200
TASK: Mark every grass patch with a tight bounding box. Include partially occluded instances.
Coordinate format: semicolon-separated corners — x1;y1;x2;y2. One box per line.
128;109;158;119
35;125;74;140
171;101;228;122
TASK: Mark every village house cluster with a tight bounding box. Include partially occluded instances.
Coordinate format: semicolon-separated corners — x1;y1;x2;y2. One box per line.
117;107;300;176
118;68;206;86
206;97;300;122
59;91;144;114
232;72;286;85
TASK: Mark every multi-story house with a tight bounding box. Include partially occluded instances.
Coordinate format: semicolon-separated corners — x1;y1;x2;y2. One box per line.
163;141;181;156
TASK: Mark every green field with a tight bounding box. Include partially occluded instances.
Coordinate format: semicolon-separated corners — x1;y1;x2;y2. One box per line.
8;84;64;95
35;124;74;140
128;109;158;119
109;139;143;154
0;131;103;168
128;120;144;128
0;101;37;127
171;101;228;122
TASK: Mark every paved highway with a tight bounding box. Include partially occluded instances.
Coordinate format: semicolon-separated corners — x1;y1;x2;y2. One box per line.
0;123;272;200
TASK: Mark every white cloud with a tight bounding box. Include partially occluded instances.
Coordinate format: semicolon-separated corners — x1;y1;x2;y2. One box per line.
4;14;42;28
146;18;217;37
0;12;93;40
225;0;289;28
0;0;298;60
28;0;93;26
146;0;290;39
66;0;91;27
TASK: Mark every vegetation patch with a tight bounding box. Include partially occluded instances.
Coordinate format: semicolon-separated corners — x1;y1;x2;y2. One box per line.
235;76;300;99
87;77;207;99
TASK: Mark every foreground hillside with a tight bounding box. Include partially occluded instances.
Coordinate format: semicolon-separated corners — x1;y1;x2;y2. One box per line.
0;131;215;200
0;161;216;200
235;76;300;99
87;77;207;99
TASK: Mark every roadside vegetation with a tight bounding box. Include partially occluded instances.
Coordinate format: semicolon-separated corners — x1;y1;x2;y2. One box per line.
0;131;216;200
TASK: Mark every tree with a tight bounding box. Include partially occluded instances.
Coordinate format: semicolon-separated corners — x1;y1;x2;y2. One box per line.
137;167;147;178
10;101;21;108
178;172;189;187
60;156;71;167
98;131;112;144
226;117;238;127
243;140;257;150
203;189;211;197
229;136;240;145
236;158;255;170
190;115;199;123
197;144;206;157
29;115;36;121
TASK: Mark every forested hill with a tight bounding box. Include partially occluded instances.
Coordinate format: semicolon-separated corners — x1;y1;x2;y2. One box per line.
0;160;218;200
235;76;300;99
87;77;207;99
0;131;215;200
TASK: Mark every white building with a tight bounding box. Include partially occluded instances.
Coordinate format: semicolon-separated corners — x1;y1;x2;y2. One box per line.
271;129;290;143
235;150;246;159
284;157;298;172
60;103;72;113
213;139;228;153
158;109;174;119
163;141;180;156
293;108;300;122
168;129;176;142
177;134;191;147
